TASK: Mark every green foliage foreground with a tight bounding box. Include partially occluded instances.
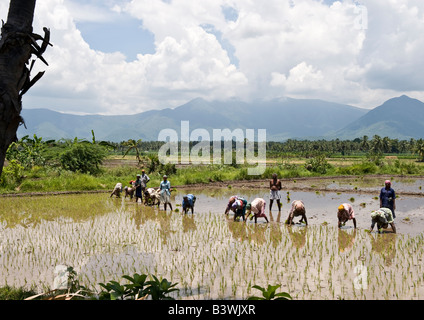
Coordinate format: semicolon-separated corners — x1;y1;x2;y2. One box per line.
0;266;288;301
247;284;292;300
0;285;37;300
17;267;179;301
0;266;289;301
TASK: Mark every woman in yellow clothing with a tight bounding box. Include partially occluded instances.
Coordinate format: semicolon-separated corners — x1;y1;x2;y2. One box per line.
337;203;357;229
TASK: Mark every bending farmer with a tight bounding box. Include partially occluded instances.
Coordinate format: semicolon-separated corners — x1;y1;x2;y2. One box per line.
370;208;396;234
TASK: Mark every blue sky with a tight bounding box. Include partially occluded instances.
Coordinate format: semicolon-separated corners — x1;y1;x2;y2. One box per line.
1;0;424;115
71;0;156;60
76;16;156;60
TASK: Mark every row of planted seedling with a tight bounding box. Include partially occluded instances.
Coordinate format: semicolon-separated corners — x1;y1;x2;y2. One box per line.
1;196;424;299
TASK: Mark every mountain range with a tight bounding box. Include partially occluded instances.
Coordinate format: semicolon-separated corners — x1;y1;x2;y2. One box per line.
17;95;424;142
331;95;424;140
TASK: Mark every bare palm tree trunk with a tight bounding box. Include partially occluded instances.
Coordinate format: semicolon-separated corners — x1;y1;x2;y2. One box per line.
0;0;49;176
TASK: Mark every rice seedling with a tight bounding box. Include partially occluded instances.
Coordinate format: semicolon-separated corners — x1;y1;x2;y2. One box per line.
1;189;424;300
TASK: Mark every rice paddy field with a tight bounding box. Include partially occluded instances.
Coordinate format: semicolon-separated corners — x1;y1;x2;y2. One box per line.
1;176;424;300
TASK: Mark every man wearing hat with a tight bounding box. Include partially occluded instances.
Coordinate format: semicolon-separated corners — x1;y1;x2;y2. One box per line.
140;169;150;195
380;180;396;218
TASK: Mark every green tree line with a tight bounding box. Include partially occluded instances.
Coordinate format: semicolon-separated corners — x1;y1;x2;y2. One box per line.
1;132;424;193
5;134;424;173
267;135;424;157
113;135;424;158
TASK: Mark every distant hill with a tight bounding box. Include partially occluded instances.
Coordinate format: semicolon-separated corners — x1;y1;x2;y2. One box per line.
331;95;424;140
21;95;424;142
18;97;367;142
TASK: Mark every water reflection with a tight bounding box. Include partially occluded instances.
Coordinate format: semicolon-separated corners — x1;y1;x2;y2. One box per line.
130;204;158;229
245;223;268;246
338;229;356;254
268;211;282;223
182;214;197;234
269;223;283;248
367;233;397;266
286;225;307;249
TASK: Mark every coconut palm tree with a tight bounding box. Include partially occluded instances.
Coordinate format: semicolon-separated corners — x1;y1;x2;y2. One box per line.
0;0;50;175
414;139;424;162
399;140;409;154
409;138;416;153
371;135;384;154
360;135;370;153
382;136;391;153
122;139;143;165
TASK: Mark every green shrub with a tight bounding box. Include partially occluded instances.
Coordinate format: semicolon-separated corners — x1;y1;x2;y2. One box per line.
281;167;305;179
260;167;278;179
337;162;378;175
160;163;177;176
0;160;25;188
399;162;420;174
6;135;46;169
236;168;255;180
304;154;332;174
60;143;107;174
211;171;223;182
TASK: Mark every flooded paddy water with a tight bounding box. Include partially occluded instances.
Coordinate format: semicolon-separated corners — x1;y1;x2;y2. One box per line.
1;176;424;299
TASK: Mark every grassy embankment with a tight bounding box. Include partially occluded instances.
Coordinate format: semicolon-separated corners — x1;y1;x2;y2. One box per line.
1;154;423;195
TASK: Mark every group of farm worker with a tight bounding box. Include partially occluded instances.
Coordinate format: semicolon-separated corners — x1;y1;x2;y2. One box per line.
112;171;397;234
109;169;151;200
110;173;195;213
223;173;307;224
133;172;177;212
337;179;397;233
224;174;397;234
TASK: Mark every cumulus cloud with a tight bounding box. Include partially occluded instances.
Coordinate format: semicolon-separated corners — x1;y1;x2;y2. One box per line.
271;62;328;94
357;1;424;92
2;0;424;114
